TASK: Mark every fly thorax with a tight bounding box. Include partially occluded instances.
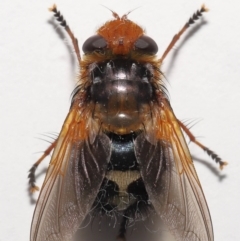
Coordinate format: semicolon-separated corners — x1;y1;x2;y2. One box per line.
89;59;154;135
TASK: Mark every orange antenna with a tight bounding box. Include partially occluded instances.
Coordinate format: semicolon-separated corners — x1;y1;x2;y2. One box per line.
49;4;81;65
159;4;208;63
121;6;141;20
100;5;120;19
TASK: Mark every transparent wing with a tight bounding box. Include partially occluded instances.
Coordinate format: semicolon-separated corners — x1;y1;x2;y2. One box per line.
30;109;111;241
135;100;213;241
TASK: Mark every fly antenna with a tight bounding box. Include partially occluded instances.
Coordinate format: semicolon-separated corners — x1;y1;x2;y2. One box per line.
100;5;120;19
49;4;81;65
121;6;141;20
159;4;208;63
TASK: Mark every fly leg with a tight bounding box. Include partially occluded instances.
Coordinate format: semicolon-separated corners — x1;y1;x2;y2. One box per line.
49;4;81;65
28;140;57;192
178;119;228;169
159;5;208;63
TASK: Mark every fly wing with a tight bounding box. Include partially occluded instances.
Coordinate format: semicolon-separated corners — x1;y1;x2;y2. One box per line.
30;109;111;241
135;101;214;241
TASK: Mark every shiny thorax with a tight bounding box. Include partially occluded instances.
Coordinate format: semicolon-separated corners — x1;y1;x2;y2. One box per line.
88;59;155;134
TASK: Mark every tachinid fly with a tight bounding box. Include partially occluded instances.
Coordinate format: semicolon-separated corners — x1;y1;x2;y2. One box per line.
29;4;227;241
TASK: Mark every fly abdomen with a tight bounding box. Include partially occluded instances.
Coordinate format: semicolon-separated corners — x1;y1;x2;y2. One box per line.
93;133;149;215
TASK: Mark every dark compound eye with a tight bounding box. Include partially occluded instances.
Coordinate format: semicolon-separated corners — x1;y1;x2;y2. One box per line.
82;35;107;53
134;35;158;54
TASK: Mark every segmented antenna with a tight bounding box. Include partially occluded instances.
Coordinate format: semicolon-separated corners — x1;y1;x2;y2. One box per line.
49;4;81;65
160;5;208;63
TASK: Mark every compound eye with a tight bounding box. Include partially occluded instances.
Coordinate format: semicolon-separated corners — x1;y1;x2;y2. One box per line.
82;35;107;53
134;35;158;54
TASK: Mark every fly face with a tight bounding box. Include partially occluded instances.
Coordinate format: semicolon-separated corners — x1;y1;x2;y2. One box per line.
29;5;227;241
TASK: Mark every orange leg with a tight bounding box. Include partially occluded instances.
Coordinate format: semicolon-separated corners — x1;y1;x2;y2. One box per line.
28;140;57;192
49;4;81;65
178;120;228;170
159;5;208;63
